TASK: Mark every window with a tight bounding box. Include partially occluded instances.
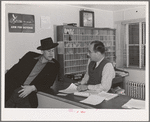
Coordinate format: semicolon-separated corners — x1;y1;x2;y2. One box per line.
124;22;146;68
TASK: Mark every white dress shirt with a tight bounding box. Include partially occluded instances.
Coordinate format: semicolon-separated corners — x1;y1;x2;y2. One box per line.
80;58;115;92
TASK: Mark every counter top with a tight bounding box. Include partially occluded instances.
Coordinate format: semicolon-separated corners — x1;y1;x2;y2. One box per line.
37;77;131;109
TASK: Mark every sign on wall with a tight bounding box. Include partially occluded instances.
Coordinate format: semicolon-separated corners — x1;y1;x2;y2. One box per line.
8;13;35;33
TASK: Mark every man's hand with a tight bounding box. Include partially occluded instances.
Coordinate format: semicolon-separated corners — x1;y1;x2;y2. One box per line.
18;85;36;98
77;85;88;92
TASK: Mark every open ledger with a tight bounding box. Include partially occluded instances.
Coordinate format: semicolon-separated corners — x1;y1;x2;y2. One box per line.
74;91;118;100
80;95;105;105
98;91;118;101
79;91;118;105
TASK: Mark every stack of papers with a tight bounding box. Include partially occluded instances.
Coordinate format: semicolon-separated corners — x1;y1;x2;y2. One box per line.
98;91;118;101
122;98;145;109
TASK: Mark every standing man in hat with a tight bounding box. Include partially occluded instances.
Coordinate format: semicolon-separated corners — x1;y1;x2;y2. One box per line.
5;37;60;108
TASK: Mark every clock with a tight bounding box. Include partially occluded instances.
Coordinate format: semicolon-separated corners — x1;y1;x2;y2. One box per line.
80;10;94;27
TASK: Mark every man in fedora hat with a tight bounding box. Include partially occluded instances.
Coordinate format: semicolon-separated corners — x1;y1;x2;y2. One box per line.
5;37;60;108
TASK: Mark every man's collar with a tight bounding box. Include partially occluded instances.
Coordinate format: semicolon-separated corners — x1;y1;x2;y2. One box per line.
96;57;104;67
34;55;54;64
34;55;41;60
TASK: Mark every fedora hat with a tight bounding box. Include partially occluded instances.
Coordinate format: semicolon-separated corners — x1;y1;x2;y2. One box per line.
37;37;58;50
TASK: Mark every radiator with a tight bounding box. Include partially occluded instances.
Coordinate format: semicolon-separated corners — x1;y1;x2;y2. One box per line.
125;81;145;100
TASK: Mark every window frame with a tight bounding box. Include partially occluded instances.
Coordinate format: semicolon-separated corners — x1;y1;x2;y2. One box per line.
125;21;146;69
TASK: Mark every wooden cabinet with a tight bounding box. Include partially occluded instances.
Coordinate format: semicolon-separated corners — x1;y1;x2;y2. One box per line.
57;25;116;81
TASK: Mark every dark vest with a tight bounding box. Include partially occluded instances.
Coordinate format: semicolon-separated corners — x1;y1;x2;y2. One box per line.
88;58;109;85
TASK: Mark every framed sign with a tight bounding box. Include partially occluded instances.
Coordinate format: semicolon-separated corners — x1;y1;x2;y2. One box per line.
8;13;35;33
80;10;94;27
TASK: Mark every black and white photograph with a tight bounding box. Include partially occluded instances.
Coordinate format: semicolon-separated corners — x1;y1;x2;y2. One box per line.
1;1;149;121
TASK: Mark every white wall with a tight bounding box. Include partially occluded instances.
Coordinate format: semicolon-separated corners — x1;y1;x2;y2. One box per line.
124;69;145;83
113;6;146;21
4;3;113;70
113;6;146;84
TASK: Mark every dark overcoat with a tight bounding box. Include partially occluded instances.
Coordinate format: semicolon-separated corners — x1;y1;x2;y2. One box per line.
5;51;59;108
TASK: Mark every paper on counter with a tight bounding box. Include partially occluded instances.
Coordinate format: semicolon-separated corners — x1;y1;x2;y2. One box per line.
122;98;145;109
115;71;128;77
74;92;90;97
57;93;67;96
80;95;105;105
59;83;78;94
98;91;118;101
84;90;100;95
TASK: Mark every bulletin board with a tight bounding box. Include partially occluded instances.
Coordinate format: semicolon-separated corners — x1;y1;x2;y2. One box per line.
8;13;35;33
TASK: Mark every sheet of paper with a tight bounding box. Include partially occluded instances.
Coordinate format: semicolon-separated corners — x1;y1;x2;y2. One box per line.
122;98;145;109
80;95;105;105
74;92;90;97
57;93;67;96
115;71;128;77
84;90;100;95
98;91;118;101
40;16;51;29
59;83;78;94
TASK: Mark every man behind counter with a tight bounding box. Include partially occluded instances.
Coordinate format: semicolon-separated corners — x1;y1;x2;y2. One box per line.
5;37;60;108
76;40;115;92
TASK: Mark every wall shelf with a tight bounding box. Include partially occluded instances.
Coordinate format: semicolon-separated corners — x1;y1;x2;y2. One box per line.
57;25;116;81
